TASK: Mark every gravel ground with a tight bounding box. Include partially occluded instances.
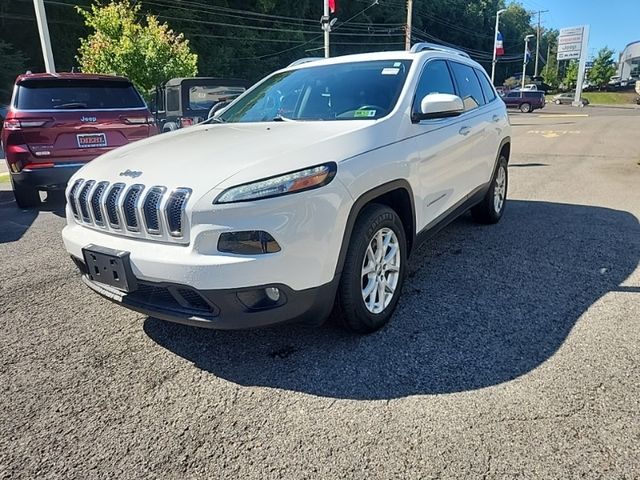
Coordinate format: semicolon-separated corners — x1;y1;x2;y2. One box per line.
1;105;639;479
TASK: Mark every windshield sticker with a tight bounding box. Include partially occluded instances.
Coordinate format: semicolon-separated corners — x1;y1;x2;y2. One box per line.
381;67;400;75
354;109;376;118
393;62;402;67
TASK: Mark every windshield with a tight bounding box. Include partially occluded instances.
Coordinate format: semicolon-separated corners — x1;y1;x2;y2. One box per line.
219;60;412;123
189;86;246;111
15;79;145;111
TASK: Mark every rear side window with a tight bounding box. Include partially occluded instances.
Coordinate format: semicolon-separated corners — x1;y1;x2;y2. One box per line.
189;86;246;111
524;92;543;98
449;62;486;111
15;79;145;110
413;60;456;113
475;69;497;103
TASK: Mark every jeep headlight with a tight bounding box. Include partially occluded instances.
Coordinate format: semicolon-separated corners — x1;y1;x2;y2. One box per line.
214;163;337;204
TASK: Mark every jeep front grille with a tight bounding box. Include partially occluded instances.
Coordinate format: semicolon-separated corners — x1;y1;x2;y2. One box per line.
67;180;191;242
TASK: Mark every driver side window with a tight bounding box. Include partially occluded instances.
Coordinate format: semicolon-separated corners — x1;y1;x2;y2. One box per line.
413;60;456;115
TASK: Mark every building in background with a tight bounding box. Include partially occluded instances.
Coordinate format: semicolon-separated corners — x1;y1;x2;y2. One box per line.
619;41;640;80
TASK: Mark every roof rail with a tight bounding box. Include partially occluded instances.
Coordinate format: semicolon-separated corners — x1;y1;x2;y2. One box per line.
410;42;471;59
288;57;324;67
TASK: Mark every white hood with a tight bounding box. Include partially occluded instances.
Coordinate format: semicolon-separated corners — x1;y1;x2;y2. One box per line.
71;120;385;196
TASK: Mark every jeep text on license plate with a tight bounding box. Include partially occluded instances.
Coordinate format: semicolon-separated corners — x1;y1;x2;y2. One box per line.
77;133;107;148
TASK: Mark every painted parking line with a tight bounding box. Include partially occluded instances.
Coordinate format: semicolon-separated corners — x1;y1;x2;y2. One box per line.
527;130;581;138
538;114;589;118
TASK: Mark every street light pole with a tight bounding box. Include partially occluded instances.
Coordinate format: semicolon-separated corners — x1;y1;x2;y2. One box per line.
33;0;56;73
323;0;330;58
491;8;507;85
522;34;535;91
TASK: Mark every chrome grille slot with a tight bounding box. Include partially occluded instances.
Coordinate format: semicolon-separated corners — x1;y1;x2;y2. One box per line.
142;187;165;234
72;180;191;242
68;179;83;219
123;184;144;231
78;180;95;222
165;189;191;238
105;183;125;228
90;182;108;226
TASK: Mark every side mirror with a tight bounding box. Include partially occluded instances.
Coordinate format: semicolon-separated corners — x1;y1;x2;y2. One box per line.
413;93;464;122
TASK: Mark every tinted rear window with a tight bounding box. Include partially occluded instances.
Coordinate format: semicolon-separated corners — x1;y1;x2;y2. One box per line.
15;79;145;110
525;91;544;98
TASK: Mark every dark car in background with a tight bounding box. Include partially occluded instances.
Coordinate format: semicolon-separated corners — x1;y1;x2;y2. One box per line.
1;73;157;207
502;90;546;113
153;77;248;132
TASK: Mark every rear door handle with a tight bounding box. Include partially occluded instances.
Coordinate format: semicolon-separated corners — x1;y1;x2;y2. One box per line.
459;126;471;136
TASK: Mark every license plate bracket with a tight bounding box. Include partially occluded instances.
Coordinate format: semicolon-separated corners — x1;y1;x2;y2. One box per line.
82;245;138;293
77;133;107;148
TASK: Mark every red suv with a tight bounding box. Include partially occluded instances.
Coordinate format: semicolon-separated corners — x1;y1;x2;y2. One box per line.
1;73;158;207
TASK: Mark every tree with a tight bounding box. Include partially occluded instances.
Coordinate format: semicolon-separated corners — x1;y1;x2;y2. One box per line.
588;47;617;89
76;0;198;98
0;41;27;102
563;60;579;89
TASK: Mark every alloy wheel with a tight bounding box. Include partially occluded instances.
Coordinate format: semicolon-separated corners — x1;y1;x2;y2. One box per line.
361;227;401;314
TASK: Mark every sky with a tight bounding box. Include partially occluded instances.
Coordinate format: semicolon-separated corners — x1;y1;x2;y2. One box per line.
511;0;638;57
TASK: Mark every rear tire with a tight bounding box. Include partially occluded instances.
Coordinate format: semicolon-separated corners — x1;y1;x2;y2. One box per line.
471;155;508;225
335;204;407;334
520;102;532;113
11;178;41;208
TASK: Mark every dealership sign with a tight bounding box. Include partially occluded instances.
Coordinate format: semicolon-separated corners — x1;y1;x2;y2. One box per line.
558;26;586;60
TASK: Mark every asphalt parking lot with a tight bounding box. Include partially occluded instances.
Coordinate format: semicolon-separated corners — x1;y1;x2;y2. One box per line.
1;104;639;479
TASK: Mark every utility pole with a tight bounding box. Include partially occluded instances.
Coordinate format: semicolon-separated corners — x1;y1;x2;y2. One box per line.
323;0;330;58
491;9;507;85
534;9;549;77
405;0;413;51
33;0;56;73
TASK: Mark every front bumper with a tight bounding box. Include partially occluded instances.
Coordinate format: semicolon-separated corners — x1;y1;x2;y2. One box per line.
76;261;338;329
12;163;84;190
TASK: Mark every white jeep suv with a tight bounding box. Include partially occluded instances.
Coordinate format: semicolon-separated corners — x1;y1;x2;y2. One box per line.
62;43;511;334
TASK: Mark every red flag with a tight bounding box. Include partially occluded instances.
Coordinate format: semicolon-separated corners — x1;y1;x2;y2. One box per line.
329;0;336;13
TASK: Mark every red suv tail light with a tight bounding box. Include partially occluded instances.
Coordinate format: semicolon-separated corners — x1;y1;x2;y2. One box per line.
121;115;155;125
180;117;194;128
3;118;51;129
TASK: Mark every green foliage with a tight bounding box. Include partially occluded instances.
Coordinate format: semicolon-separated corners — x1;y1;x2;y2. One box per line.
0;41;27;103
542;62;559;88
563;61;579;89
76;0;198;97
587;47;617;88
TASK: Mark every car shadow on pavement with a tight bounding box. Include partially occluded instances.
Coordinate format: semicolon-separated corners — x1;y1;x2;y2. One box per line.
0;189;66;243
144;200;640;399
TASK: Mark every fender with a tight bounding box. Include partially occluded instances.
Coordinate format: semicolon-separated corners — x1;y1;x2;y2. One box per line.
334;179;416;278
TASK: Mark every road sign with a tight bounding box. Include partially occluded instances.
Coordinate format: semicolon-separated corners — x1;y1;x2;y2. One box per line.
558;26;585;60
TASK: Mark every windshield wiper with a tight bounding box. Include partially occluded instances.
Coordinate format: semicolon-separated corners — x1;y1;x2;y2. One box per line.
206;116;225;124
271;114;294;122
53;102;88;109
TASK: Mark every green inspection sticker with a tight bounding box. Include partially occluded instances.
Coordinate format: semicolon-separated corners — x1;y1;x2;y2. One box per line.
354;109;377;118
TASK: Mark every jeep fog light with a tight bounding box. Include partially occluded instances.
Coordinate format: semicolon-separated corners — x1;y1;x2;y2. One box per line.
237;287;285;310
265;287;280;302
218;231;281;255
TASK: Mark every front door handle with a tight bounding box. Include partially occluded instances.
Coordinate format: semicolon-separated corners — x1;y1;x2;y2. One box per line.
492;115;501;123
459;126;471;136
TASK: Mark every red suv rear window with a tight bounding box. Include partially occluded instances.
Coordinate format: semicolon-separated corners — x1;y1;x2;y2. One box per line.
14;79;145;111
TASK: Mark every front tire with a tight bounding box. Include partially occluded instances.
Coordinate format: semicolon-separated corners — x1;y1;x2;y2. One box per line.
11;178;41;208
471;155;508;224
336;204;407;334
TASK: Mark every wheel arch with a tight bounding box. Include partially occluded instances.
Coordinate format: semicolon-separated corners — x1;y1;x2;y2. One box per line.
334;180;416;278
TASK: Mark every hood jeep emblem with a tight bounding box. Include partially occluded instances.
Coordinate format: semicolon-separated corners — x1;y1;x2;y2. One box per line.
119;169;143;178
